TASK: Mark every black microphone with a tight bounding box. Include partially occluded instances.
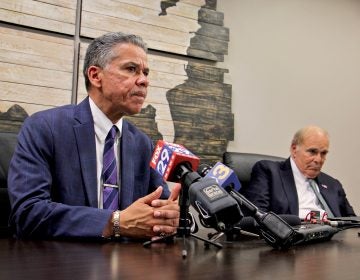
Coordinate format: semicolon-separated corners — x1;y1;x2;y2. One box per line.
197;163;297;247
233;215;301;235
188;177;243;232
150;141;243;233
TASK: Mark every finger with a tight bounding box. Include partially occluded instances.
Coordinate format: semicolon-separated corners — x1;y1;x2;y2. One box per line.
153;209;180;219
153;225;178;234
138;186;163;205
151;198;178;208
168;183;181;201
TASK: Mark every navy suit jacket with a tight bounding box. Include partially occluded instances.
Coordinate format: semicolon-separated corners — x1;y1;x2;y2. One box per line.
241;158;355;217
8;97;169;239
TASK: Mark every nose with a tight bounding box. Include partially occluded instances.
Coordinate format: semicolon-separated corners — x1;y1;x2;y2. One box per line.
136;73;149;87
314;152;323;163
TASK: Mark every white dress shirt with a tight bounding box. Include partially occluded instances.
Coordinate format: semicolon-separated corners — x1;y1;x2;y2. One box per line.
290;157;325;219
89;97;123;208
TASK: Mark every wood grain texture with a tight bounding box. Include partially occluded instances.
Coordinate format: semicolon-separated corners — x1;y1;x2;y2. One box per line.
0;0;76;35
1;0;234;164
81;0;228;61
0;26;74;110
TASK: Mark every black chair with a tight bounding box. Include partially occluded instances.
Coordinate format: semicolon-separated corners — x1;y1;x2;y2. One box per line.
0;131;18;237
223;152;285;190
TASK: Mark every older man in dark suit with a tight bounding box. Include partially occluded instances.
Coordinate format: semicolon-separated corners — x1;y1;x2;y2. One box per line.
8;32;180;240
242;125;355;219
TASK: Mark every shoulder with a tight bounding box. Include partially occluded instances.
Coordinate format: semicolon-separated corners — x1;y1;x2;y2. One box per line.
123;120;154;149
24;104;76;125
124;120;151;140
318;171;342;187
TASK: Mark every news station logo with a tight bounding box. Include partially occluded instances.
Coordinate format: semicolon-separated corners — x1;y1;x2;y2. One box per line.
202;184;227;201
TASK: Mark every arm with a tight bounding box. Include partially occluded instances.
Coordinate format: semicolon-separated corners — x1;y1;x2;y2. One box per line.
8;115;113;239
336;180;356;217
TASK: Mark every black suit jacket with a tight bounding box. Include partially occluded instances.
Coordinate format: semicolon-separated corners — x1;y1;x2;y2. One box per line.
241;158;355;217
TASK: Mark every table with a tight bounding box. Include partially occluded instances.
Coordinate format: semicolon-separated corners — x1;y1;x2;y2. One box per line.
0;228;359;280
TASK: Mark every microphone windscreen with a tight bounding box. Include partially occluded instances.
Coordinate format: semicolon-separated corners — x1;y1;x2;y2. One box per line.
235;215;301;234
236;216;258;233
201;162;242;191
278;214;301;226
150;140;199;181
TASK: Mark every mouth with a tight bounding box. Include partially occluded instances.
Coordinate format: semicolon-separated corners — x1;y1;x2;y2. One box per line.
131;91;146;101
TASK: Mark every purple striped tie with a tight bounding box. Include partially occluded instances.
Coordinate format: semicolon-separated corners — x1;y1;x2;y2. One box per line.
103;126;119;210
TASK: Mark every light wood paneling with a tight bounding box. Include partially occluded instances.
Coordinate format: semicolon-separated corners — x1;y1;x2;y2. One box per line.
0;26;74;109
0;0;76;35
81;0;228;61
0;0;233;162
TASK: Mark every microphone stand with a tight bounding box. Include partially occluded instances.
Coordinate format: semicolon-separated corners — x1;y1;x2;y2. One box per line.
143;166;222;258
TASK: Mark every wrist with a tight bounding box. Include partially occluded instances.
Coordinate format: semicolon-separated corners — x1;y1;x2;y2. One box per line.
112;210;121;238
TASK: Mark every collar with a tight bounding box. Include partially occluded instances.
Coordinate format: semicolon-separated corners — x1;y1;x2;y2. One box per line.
89;97;123;143
290;157;308;184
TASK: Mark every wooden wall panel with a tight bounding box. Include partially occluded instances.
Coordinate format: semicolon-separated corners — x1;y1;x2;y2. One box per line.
0;0;233;163
81;0;228;62
0;0;76;35
0;26;73;114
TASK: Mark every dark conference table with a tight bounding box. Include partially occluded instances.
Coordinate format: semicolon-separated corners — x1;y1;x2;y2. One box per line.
1;228;359;280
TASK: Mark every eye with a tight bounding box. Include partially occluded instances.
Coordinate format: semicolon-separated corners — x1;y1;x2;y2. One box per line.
143;69;149;76
127;66;137;72
307;149;318;155
320;151;328;157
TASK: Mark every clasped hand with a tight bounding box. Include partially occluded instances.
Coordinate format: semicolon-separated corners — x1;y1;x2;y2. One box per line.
105;184;181;239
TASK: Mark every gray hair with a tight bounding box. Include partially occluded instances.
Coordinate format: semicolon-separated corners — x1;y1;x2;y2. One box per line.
291;125;329;146
83;32;148;90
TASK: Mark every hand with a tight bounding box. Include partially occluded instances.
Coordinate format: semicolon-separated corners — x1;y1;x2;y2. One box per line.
103;186;180;239
151;183;181;235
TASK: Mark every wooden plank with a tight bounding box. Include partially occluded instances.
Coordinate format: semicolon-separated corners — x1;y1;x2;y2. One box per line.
0;25;74;45
0;82;71;107
175;136;227;155
82;1;201;34
0;0;76;35
113;0;207;20
0;104;28;133
0;62;72;90
174;121;233;140
199;8;224;26
81;0;228;61
0;101;55;117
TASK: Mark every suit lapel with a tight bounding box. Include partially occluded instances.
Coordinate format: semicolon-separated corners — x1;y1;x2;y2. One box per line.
73;98;98;207
316;177;338;216
120;121;135;209
280;159;299;215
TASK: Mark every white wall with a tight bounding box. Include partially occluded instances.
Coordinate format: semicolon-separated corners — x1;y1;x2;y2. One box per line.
218;0;360;214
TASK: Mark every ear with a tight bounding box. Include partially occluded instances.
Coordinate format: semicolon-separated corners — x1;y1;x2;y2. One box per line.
87;65;102;88
290;143;297;157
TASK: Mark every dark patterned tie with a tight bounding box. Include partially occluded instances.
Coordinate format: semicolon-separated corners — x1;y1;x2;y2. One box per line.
308;179;334;218
103;125;119;210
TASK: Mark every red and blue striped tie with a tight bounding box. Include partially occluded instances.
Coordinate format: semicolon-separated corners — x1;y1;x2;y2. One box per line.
103;125;119;210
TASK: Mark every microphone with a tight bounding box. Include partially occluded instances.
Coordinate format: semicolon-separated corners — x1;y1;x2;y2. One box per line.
188;177;243;232
150;140;200;182
150;141;243;233
326;220;360;228
233;215;301;235
198;162;339;249
198;162;242;191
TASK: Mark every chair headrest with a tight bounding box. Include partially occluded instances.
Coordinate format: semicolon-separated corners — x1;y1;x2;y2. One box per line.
0;132;18;188
223;152;285;187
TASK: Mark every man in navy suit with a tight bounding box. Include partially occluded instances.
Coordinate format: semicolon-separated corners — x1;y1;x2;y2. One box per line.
8;32;180;239
242;125;355;219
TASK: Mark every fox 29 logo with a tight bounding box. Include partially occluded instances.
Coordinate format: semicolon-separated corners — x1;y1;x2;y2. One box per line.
155;147;173;176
